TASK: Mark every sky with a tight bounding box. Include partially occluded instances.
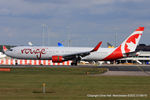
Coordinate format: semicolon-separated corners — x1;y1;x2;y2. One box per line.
0;0;150;47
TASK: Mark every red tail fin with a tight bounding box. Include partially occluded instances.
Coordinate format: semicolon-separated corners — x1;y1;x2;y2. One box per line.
121;27;144;54
3;46;7;52
103;27;144;61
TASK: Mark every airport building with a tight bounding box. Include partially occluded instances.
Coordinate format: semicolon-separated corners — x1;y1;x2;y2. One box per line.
117;51;150;64
117;44;150;64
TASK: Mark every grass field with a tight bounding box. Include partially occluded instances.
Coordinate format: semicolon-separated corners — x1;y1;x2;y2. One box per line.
0;67;150;100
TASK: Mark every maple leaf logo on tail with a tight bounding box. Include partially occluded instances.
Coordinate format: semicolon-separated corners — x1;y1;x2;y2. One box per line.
103;27;144;61
124;34;141;53
103;27;144;60
122;27;144;54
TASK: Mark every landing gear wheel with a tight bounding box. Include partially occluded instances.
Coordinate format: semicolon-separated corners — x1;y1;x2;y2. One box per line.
71;56;81;66
71;61;78;66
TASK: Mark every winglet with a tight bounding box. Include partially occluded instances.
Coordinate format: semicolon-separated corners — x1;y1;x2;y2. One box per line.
3;46;7;52
91;41;102;52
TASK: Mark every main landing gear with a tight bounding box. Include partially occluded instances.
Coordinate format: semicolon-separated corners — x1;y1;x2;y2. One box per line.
71;55;82;66
71;60;78;66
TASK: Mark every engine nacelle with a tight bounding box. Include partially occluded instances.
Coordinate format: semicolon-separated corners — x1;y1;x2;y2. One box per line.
52;56;64;62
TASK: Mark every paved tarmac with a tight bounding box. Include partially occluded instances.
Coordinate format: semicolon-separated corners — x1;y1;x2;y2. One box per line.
98;71;150;76
0;64;150;71
97;65;150;71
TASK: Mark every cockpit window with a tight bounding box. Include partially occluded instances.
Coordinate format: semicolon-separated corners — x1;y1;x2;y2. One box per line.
9;49;13;51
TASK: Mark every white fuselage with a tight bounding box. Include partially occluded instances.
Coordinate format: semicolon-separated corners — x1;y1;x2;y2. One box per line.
5;46;116;61
3;27;144;62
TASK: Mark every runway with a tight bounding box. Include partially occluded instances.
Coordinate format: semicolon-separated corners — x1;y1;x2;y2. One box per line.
97;65;150;71
0;64;150;71
92;71;150;76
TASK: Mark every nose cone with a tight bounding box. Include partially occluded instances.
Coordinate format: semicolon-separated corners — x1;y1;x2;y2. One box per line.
4;50;12;57
4;48;15;58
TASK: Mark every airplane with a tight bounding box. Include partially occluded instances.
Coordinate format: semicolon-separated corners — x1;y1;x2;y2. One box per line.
3;27;144;65
107;42;114;48
58;42;64;47
28;42;33;46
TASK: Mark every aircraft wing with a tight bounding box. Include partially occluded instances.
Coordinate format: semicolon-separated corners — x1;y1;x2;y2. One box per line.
60;41;102;60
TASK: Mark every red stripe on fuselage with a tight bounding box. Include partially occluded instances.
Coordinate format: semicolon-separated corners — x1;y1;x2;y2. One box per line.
103;45;123;61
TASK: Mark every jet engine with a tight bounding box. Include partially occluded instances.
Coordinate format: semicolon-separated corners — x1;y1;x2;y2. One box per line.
52;56;64;62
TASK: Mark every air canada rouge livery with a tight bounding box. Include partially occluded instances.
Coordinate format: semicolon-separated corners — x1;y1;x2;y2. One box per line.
3;27;144;65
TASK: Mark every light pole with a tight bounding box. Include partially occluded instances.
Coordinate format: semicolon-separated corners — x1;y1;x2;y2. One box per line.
42;24;46;46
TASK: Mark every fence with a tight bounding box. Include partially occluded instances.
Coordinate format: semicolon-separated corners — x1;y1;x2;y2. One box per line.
0;59;72;65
